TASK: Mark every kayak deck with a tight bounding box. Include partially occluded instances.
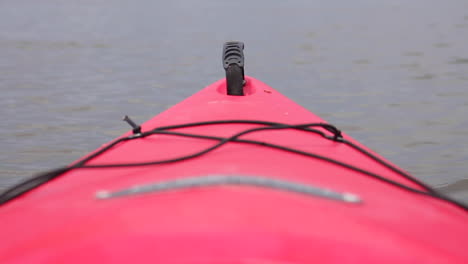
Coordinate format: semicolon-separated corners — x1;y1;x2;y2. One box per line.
1;76;467;263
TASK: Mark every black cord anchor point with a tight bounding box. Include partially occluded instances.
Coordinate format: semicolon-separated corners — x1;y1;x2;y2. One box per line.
123;115;141;135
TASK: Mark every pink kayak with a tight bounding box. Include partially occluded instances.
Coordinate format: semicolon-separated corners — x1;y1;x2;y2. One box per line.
0;42;467;263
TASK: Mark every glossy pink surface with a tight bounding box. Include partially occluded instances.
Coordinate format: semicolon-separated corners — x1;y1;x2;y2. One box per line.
1;77;467;263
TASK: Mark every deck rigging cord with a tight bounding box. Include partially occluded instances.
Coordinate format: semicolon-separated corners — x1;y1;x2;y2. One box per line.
0;119;466;211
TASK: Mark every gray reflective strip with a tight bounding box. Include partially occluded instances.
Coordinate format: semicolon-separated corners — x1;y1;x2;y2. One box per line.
96;175;361;203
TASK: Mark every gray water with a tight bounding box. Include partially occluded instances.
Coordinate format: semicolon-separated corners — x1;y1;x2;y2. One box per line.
1;0;468;202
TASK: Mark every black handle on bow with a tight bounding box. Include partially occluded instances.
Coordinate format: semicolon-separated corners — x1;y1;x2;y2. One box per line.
222;41;245;96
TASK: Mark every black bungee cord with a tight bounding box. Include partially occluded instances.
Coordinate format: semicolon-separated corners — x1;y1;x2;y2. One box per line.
0;119;466;212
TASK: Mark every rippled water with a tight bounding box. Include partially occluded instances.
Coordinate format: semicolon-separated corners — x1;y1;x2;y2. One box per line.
1;0;468;202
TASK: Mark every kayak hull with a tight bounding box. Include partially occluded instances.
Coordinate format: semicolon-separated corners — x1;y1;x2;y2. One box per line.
1;77;467;263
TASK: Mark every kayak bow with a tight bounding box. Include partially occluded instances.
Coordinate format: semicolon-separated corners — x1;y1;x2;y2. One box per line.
0;42;467;264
